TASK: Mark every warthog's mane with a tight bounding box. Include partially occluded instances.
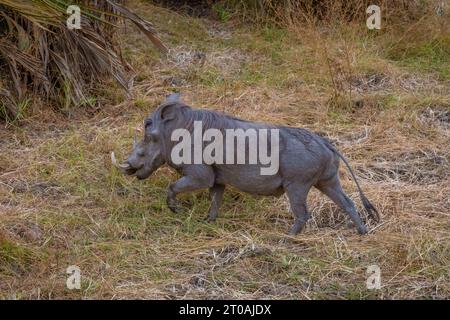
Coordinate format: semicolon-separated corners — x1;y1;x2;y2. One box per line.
177;103;257;132
155;101;327;151
184;104;320;146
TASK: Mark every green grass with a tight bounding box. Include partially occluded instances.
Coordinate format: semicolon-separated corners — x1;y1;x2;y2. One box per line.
387;36;450;79
0;98;30;124
212;3;231;23
0;239;42;275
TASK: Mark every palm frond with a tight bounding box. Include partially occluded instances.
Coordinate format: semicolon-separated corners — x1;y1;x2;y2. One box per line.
0;0;167;120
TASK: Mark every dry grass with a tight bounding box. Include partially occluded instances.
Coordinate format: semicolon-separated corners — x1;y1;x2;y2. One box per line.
0;0;449;299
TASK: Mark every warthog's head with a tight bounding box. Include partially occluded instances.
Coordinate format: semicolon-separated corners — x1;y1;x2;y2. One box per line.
112;93;185;180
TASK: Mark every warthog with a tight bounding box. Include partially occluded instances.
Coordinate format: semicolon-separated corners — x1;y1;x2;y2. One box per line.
112;93;379;235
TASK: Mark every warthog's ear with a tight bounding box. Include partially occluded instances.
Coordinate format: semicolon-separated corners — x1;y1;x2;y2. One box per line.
160;102;179;122
160;101;189;123
159;92;188;122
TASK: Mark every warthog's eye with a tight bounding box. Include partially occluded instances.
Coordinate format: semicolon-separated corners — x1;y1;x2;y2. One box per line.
137;149;145;157
144;119;152;128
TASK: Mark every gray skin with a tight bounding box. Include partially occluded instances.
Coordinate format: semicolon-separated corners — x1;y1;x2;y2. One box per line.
113;93;380;235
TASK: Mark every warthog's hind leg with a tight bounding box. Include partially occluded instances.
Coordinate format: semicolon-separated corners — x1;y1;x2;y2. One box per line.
284;182;312;235
316;175;368;235
206;184;225;222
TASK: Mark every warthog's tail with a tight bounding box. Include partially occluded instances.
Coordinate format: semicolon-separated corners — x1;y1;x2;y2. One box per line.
321;138;380;222
336;151;380;222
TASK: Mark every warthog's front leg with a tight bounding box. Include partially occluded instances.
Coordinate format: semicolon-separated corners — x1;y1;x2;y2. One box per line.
206;184;225;222
166;183;182;213
167;166;215;213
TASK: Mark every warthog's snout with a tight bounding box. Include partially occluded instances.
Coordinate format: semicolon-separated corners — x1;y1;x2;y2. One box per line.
111;152;139;175
111;126;149;177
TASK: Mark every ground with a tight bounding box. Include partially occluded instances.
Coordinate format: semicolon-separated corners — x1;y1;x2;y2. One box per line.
0;0;449;299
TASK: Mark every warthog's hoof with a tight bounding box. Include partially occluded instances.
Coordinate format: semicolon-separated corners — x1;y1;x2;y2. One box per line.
167;199;183;214
288;220;306;235
204;215;216;223
346;221;368;235
357;225;368;235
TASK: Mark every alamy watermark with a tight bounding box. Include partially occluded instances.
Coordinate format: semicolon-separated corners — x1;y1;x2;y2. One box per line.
66;5;81;30
366;264;381;289
366;5;381;30
66;4;382;32
64;263;381;291
170;121;280;175
66;265;81;290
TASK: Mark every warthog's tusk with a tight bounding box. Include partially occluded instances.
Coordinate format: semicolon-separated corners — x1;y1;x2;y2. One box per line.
111;152;130;169
133;126;142;149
